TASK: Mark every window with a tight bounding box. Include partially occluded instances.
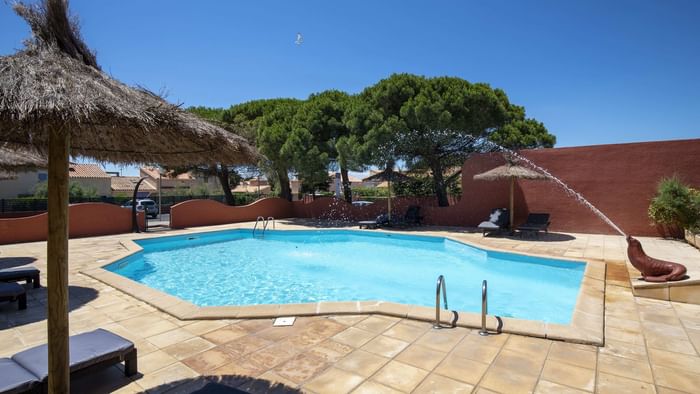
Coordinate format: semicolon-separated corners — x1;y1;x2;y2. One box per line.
38;173;48;181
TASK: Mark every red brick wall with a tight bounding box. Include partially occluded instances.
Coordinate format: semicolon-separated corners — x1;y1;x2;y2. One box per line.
428;139;700;236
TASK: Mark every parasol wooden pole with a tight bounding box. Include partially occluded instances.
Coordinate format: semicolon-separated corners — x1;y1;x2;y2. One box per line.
509;176;515;233
387;179;392;221
47;129;70;393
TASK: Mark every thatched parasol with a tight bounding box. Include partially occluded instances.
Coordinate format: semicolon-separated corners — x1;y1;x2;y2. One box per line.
473;162;549;231
0;145;47;179
0;1;258;391
363;168;412;220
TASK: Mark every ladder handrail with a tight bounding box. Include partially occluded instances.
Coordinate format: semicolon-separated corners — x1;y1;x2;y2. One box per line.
253;216;265;236
253;216;275;237
479;279;489;336
434;275;448;328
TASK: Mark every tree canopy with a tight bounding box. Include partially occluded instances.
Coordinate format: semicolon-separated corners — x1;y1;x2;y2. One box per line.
344;73;555;206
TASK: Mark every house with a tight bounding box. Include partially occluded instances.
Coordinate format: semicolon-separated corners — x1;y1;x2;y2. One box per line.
139;166;220;194
110;176;157;198
0;163;111;198
67;164;111;196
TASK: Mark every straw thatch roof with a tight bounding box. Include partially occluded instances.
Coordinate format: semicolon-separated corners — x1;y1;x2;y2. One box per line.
363;168;413;183
0;145;47;171
473;164;548;181
0;1;258;166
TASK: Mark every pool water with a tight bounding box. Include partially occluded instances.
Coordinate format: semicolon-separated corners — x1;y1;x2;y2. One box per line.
107;229;585;324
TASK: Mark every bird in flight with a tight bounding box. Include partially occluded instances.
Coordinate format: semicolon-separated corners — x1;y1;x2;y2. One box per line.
295;32;303;46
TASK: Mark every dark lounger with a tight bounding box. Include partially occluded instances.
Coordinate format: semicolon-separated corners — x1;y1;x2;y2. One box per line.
477;208;510;236
0;267;40;288
517;213;551;237
359;213;390;229
0;329;137;394
0;282;26;310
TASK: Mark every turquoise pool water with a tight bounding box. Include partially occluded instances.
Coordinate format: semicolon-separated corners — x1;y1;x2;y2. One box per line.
106;229;585;324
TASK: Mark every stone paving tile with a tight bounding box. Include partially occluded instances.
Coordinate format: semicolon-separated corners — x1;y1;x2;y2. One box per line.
371;360;429;392
534;379;590;394
304;367;364;394
394;343;446;371
413;373;474;393
5;224;700;393
540;359;595;392
335;349;390;377
360;334;409;358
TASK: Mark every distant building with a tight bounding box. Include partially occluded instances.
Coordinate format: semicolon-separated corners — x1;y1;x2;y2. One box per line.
0;163;111;198
67;164;111;196
139;166;219;194
110;176;157;198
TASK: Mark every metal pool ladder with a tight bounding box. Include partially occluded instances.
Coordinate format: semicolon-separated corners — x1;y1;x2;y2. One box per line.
253;216;275;237
434;275;448;328
479;279;489;336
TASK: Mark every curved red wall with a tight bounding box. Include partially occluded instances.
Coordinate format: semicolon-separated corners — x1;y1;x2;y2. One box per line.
0;203;144;244
169;198;295;229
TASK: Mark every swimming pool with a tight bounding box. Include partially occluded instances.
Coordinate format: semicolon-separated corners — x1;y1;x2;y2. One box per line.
106;229;586;324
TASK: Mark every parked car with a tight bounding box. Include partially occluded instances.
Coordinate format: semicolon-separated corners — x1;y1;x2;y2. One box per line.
352;200;374;207
122;199;158;218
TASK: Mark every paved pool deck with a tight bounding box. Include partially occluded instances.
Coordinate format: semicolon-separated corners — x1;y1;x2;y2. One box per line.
1;220;699;393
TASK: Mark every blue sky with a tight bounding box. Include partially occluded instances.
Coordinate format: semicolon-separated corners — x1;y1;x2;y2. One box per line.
1;1;698;176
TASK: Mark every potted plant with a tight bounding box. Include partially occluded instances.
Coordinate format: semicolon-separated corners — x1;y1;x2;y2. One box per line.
648;177;700;242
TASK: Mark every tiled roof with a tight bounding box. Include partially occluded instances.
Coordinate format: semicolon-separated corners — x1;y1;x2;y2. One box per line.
68;163;110;178
111;177;157;192
141;166;194;180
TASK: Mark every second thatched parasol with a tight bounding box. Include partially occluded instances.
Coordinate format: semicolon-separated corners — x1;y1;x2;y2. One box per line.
0;145;47;179
473;161;549;232
363;167;412;221
0;1;259;392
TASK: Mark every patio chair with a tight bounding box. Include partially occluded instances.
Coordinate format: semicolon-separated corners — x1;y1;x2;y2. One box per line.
0;282;26;310
517;213;551;238
0;329;137;394
477;208;510;236
0;267;41;288
389;206;424;228
359;213;390;229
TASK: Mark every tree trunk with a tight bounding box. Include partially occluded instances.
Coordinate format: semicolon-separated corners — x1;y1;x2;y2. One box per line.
340;167;352;203
430;161;449;207
278;169;292;201
48;129;70;394
215;165;235;206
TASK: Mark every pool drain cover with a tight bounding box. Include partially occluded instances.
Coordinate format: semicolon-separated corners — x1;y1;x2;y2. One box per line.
273;317;296;326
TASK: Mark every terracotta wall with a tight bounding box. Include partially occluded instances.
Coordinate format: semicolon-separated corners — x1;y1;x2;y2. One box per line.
162;139;700;237
0;203;144;244
169;198;296;229
429;138;700;236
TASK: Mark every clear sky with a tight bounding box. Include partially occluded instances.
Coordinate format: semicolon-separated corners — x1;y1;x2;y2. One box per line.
1;0;698;175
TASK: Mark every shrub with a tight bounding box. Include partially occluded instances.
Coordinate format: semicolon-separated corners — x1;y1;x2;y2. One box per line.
648;177;700;232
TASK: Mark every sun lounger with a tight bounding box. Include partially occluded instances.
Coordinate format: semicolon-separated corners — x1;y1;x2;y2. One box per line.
359;213;390;229
477;208;510;236
517;213;551;237
0;267;40;288
0;329;137;394
0;282;26;310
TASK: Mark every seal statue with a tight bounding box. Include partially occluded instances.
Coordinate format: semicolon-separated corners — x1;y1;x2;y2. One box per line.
626;236;687;282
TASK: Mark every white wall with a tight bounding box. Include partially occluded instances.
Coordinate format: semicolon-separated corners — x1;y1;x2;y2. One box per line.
0;170;45;198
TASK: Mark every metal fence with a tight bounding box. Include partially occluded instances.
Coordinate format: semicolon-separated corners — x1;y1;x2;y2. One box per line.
0;193;259;213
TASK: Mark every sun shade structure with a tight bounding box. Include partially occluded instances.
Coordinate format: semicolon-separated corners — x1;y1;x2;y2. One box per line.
0;1;258;392
0;145;47;179
473;162;549;231
363;168;412;221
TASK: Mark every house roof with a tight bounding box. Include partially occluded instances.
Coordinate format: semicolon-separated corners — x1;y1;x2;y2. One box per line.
141;166;195;180
111;176;157;192
68;163;110;178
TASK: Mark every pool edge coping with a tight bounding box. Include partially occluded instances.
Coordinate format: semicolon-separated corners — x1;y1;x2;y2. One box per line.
80;226;606;346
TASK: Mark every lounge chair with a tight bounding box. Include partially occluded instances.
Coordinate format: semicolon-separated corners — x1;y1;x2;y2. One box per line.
517;213;551;238
0;329;137;394
0;267;41;288
0;282;26;310
359;213;390;229
477;208;510;236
